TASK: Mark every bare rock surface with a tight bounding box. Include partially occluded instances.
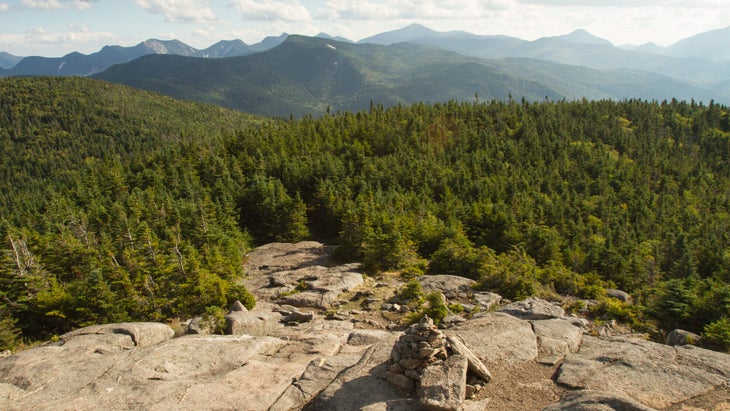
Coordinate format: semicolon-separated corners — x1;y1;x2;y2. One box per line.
555;336;729;409
418;354;468;411
418;274;476;299
446;312;539;364
532;318;583;359
225;301;283;335
3;242;730;411
499;297;566;320
243;241;364;309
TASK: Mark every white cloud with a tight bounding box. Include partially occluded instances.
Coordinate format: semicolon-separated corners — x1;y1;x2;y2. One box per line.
323;0;399;20
323;0;512;21
135;0;217;23
0;3;8;11
20;0;63;9
68;0;95;10
230;0;311;21
28;26;114;46
17;0;97;10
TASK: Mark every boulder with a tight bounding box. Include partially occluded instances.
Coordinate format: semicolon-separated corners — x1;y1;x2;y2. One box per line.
499;297;565;320
532;318;583;358
229;300;248;312
418;354;468;411
446;312;538;365
446;335;492;383
606;289;632;303
666;329;702;346
348;329;395;346
556;336;729;409
472;291;502;311
419;275;476;299
283;309;315;323
184;316;217;335
225;305;282;336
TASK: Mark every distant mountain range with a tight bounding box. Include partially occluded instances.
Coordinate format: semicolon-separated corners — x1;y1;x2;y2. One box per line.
92;35;717;117
3;24;730;116
0;35;290;76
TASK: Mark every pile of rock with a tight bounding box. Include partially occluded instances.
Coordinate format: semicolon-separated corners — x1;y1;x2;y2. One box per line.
386;316;492;410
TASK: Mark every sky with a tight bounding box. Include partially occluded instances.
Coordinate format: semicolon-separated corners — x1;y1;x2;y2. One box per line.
1;0;729;57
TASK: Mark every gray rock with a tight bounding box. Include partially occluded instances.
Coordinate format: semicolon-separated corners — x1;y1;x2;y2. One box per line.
499;297;565;320
446;312;538;365
418;354;468;411
473;291;502;310
543;389;657;411
348;329;396;346
419;275;476;299
555;336;729;409
532;318;583;357
283;310;314;323
184;316;216;335
229;300;248;312
446;335;492;383
440;315;466;327
59;322;175;348
225;304;282;335
666;329;701;346
606;289;632;303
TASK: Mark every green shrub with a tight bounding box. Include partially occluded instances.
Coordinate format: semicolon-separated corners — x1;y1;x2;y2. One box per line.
201;306;228;334
399;278;424;303
702;317;730;352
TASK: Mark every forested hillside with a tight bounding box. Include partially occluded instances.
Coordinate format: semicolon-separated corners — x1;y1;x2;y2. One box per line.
1;77;729;351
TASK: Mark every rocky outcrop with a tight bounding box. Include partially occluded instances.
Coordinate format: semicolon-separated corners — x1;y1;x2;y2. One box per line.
2;242;729;411
244;242;364;309
555;336;730;409
666;328;702;346
499;297;566;320
225;301;283;335
418;274;476;299
446;312;539;364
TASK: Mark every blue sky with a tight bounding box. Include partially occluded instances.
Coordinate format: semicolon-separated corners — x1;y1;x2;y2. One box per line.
1;0;729;56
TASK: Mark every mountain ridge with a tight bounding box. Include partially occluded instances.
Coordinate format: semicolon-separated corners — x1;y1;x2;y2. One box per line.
1;36;287;76
93;34;719;118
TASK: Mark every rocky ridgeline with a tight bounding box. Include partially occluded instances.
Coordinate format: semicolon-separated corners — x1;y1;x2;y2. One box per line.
387;316;492;410
1;241;729;411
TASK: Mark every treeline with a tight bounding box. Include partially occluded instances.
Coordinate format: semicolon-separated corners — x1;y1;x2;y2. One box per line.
0;77;729;351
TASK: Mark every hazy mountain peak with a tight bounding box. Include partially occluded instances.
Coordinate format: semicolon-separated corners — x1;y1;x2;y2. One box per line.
667;25;730;61
358;23;442;45
315;32;353;43
0;51;23;69
141;39;197;55
545;29;613;46
203;39;252;58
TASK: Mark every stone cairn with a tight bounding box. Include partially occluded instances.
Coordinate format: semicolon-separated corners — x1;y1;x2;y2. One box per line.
386;315;492;407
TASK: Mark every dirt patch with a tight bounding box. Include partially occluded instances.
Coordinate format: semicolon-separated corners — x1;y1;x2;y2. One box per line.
475;360;566;410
